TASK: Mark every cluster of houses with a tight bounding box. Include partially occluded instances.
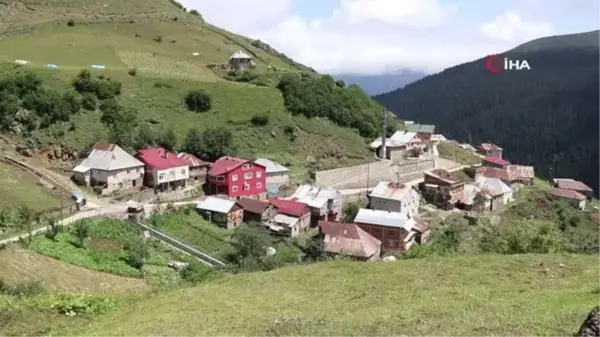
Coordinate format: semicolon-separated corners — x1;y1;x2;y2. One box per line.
369;123;438;160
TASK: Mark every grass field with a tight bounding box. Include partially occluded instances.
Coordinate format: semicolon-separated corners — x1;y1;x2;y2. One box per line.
52;254;599;336
29;217;193;279
147;208;233;258
0;161;64;212
438;142;482;165
0;246;148;293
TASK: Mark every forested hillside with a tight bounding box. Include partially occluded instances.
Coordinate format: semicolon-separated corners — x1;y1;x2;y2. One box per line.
375;31;599;193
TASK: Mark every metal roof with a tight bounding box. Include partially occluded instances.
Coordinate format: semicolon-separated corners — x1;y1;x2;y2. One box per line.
406;124;435;133
289;184;340;208
271;213;299;227
369;131;418;149
369;181;415;201
196;196;236;213
229;50;252;60
73;143;143;172
254;158;289;173
354;208;414;231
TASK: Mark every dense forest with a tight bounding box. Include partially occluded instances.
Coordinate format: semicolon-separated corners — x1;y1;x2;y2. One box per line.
375;30;599;194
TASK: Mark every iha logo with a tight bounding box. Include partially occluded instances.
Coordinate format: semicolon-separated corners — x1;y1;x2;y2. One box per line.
485;54;531;73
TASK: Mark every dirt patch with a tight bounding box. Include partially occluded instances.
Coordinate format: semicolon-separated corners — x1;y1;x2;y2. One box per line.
90;237;122;252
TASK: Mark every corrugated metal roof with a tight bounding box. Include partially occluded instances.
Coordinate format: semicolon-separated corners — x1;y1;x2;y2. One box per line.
319;221;381;258
369;181;414;201
553;178;593;192
73;143;143;172
271;213;299;227
551;188;586;201
229;50;252;60
354;208;414;231
290;184;339;208
390;131;419;143
406;124;435;133
431;134;447;142
196;196;236;213
254;158;289;173
506;165;535;179
475;176;512;197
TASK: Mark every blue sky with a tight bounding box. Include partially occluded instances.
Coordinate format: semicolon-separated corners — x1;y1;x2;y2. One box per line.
181;0;599;74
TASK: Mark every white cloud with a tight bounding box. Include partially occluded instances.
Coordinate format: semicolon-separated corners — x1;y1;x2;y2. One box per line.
180;0;556;75
480;11;554;43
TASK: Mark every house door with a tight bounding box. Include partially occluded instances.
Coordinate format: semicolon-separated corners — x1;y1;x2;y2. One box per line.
132;179;137;187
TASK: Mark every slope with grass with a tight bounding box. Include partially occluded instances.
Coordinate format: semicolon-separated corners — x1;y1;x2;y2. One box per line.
0;0;381;185
52;254;600;336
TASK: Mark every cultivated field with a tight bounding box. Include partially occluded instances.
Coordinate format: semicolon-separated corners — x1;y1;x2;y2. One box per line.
0;246;148;293
62;254;599;336
0;161;65;212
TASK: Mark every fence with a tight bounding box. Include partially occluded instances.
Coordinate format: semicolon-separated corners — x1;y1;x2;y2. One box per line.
131;220;226;267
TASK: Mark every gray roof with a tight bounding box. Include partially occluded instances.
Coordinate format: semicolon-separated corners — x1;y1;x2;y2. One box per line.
290;184;340;208
354;208;414;231
254;158;289;174
475;176;512;197
406;124;435;133
271;213;299;227
196;196;237;213
229;50;252;60
73;143;143;173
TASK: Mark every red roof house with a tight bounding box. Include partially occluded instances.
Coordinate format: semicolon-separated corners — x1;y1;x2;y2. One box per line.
318;221;382;261
269;198;310;218
482;156;510;168
177;152;211;181
551;188;587;210
267;198;311;236
554;178;594;197
207;156;267;199
136;147;190;191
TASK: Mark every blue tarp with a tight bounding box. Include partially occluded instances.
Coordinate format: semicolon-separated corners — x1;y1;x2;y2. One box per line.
267;186;280;195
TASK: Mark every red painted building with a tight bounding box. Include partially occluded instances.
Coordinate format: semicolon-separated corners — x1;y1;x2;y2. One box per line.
207;156;267;200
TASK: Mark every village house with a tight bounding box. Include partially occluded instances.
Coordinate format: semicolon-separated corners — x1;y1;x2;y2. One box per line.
196;196;243;229
236;197;274;223
176;153;211;182
461;176;513;212
551;188;587;210
476;143;503;158
553;178;594;198
421;169;467;210
482;156;510;169
354;208;430;252
136;147;189;192
368;181;420;217
370;130;424;160
228;50;255;70
405;124;435;141
289;184;342;224
254;158;290;189
430;134;448;143
267;198;311;237
318;221;382;261
475;167;518;189
506;165;535;185
206;156;267;200
72;142;144;194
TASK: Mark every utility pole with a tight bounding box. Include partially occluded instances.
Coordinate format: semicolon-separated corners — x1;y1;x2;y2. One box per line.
381;107;387;160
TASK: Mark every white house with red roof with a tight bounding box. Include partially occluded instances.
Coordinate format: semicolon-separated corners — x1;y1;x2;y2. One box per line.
136;147;189;192
207;156;267;200
267;198;311;236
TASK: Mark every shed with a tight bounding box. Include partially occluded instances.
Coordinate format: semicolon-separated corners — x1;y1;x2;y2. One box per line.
196;196;243;229
237;197;274;222
254;158;290;188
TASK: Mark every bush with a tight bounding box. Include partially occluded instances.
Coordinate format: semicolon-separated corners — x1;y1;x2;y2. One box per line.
184;89;212;113
67;19;75;27
153;36;163;43
189;9;200;15
0;279;44;297
180;261;218;284
250;113;269;126
123;237;150;269
128;68;137;76
81;92;97;110
72;70;122;100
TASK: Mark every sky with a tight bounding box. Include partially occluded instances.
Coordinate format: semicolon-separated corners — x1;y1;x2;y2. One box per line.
179;0;599;75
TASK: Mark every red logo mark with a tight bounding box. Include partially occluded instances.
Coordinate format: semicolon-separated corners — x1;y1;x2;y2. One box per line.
485;54;502;73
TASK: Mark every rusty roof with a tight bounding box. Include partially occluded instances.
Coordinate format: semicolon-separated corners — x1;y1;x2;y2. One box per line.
369;181;416;201
177;153;211;167
506;164;535;179
236;198;270;214
554;178;593;192
426;169;465;185
551;188;586;201
319;221;381;259
476;167;513;181
412;216;430;234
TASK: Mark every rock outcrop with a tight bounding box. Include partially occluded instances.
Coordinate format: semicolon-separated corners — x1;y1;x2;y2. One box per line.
576;306;600;337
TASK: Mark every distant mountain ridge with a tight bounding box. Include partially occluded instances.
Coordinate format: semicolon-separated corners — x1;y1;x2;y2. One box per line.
334;70;426;96
374;30;600;194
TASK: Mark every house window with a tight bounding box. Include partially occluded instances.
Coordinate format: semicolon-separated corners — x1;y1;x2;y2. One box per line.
159;173;165;180
216;176;225;182
257;182;262;188
256;171;262;178
243;182;250;190
181;169;186;175
387;239;395;247
232;174;238;181
244;173;253;179
243;163;253;170
232;185;239;192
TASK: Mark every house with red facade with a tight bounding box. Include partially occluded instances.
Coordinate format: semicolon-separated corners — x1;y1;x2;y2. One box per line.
206;156;267;200
353;208;430;252
136;147;189;192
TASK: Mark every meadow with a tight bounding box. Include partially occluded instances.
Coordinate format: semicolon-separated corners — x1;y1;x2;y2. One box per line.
0;161;65;212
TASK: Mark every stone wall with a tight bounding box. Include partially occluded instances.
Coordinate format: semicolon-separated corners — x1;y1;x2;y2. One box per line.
315;159;434;189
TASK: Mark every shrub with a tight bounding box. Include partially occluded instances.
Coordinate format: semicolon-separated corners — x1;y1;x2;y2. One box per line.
81;92;97;110
123;237;150;269
0;279;44;297
180;261;218;284
67;19;75;27
184;89;212;113
189;9;200;15
128;68;137;76
250;113;269;126
153;36;163;43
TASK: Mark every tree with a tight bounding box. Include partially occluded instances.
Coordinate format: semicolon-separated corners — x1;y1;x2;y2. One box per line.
134;124;157;149
197;127;234;160
182;128;203;155
184;89;212;113
180;261;216;284
17;206;33;231
73;220;90;248
157;127;177;151
341;202;359;222
230;224;273;261
124;237;150;269
301;238;327;262
81;92;97;110
473;192;488;212
44;217;61;241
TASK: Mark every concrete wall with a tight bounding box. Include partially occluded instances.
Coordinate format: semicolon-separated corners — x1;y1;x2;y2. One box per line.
316;159;434;190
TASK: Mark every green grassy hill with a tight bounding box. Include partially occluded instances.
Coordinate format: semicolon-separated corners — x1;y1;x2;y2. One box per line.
19;254;597;336
0;0;380;183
